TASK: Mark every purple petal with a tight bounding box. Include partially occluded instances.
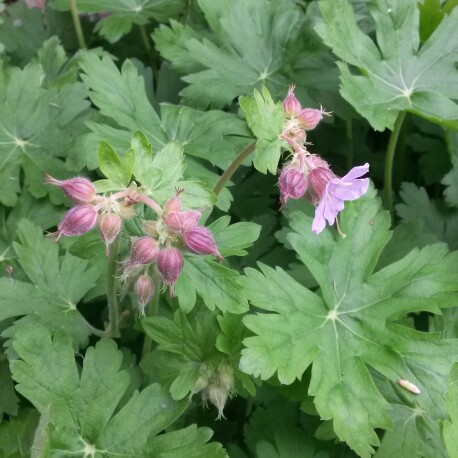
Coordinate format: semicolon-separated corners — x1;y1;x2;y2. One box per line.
341;163;369;182
322;193;344;225
328;178;369;201
312;199;327;234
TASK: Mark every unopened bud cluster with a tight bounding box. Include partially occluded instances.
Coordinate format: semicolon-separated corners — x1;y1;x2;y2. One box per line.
46;176;222;314
191;361;234;420
278;85;369;235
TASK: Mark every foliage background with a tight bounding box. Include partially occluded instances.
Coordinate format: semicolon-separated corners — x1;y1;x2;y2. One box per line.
0;0;458;457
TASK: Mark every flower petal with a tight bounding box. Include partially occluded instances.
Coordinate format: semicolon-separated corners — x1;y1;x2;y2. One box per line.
322;192;344;225
328;178;369;201
312;199;327;234
341;163;369;182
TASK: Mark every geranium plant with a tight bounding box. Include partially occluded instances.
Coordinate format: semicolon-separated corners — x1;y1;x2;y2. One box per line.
0;0;458;457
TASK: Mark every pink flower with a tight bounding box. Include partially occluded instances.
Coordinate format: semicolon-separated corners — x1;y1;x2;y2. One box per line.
98;213;122;255
54;205;98;239
278;166;307;209
157;247;184;296
164;210;201;233
45;174;96;204
311;164;370;234
130;237;160;265
183;226;223;260
135;274;154;313
282;84;302;117
298;107;331;130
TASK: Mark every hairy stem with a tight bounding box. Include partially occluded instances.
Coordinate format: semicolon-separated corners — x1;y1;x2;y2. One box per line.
69;0;87;50
213;142;256;196
107;236;121;337
384;111;406;219
141;273;161;358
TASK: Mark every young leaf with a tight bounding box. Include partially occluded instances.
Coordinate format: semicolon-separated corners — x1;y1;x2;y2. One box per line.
239;86;284;174
10;323;226;457
316;0;458;130
240;192;458;457
175;255;248;314
97;140;134;188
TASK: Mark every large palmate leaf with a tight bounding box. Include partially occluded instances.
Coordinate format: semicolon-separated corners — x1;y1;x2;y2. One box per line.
154;0;304;109
0;220;101;347
10;323;226;457
316;0;458;130
0;61;90;206
442;363;458;458
240;190;458;457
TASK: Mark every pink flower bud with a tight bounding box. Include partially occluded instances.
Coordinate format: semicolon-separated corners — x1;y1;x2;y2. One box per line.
183;226;223;260
282;84;302;117
134;274;154;313
164;194;181;214
306;167;335;204
45;174;96;204
57;205;98;237
307;154;330;170
130;237;160;265
98;213;122;255
157;247;184;295
278;167;307;209
25;0;46;11
298;107;330;130
164;210;201;233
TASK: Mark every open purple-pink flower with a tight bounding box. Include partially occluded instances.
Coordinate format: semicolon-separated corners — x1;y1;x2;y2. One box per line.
311;163;370;234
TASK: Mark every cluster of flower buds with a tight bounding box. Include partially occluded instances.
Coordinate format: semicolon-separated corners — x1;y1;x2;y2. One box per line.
278;85;369;236
191;360;235;420
46;176;222;315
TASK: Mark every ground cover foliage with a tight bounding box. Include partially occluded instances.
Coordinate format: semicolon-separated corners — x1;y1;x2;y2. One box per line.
0;0;458;457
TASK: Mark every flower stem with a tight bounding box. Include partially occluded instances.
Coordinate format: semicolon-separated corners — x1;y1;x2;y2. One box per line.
107;236;121;337
137;194;163;216
141;273;161;358
213;142;256;196
384;111;406;219
69;0;87;50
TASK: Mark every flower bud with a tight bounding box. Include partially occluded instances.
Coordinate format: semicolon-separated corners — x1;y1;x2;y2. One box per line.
57;205;98;237
282;84;301;117
134;274;154;314
183;226;223;260
157;247;184;295
307;154;330;170
306;167;335;204
298;107;330;130
130;237;160;265
278;166;307;209
164;210;201;233
164;194;181;214
208;385;229;420
45;174;96;204
98;213;122;255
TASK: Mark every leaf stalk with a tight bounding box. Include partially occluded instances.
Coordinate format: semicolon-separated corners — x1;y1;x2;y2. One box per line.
70;0;87;50
107;235;121;337
384;111;406;219
213;142;256;196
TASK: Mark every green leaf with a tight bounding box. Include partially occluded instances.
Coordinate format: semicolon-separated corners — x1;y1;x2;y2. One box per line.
396;182;458;250
240;192;458;457
10;323;225;456
239;87;285;174
443;130;458;208
51;0;184;42
0;220;102;346
0;408;39;458
0;60;90;205
209;217;261;257
97;141;134;187
0;358;18;420
134;140;185;202
153;0;304;108
175;255;248;314
316;0;458;130
442;363;458;458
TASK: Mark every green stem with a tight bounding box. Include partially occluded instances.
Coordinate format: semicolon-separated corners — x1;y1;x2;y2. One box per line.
213;142;256;196
69;0;87;50
139;24;152;54
141;273;161;358
346;119;353;169
384;111;406;219
107;236;121;337
81;317;109;338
